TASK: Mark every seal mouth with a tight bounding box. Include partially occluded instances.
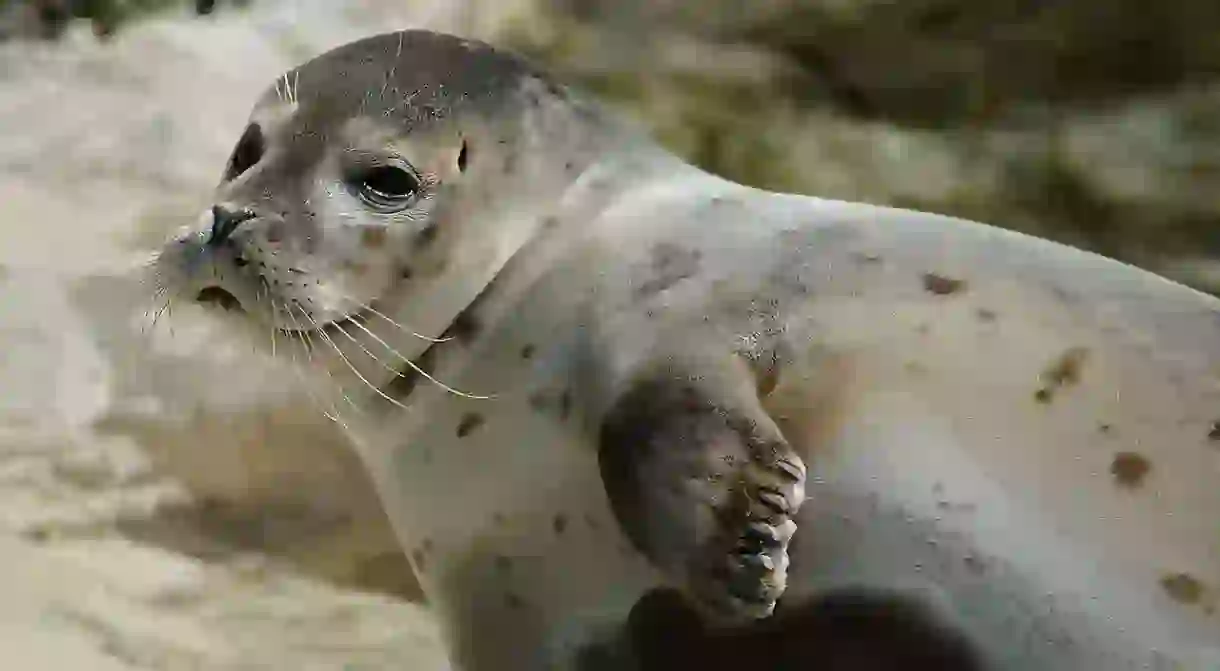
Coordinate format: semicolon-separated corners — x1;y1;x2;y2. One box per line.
193;284;365;336
195;286;243;313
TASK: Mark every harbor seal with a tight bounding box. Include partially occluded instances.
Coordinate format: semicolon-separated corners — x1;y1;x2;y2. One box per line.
149;30;1220;670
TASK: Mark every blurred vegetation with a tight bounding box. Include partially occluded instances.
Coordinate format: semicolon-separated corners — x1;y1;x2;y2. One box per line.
507;0;1220;292
0;0;244;38
5;0;1220;292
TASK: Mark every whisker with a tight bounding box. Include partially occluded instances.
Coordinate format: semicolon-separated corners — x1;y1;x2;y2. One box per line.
327;319;425;386
341;314;491;400
276;300;357;428
280;301;363;419
292;304;415;413
257;279;276;360
378;30;404;103
334;291;452;344
143;296;172;338
142;285;168;319
147;285;178;334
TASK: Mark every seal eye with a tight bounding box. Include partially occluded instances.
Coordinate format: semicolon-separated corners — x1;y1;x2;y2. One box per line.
223;123;264;181
354;166;420;212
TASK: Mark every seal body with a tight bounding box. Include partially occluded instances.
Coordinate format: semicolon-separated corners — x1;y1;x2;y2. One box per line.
366;166;1220;671
151;30;1220;671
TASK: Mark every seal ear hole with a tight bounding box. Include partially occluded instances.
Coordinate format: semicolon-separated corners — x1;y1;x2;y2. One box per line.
457;140;469;173
223;123;265;181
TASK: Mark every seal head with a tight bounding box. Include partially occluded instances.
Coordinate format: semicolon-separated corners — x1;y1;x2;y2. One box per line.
153;30;614;390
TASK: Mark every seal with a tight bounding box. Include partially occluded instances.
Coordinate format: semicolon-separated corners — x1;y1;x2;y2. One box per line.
149;30;1220;671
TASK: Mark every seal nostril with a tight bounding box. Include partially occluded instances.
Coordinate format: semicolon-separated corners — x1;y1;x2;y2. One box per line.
195;286;243;312
207;205;258;247
233;256;249;267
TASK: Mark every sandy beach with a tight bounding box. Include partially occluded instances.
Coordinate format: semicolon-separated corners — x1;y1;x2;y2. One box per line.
0;1;534;666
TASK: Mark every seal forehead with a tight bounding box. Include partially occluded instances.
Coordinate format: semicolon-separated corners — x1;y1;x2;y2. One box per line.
275;30;542;133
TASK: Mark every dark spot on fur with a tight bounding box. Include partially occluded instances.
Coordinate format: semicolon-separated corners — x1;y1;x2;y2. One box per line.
529;388;573;420
922;273;967;296
1110;451;1151;488
457;139;468;173
962;554;987;575
416;223;438;248
1098;423;1112;434
449;309;480;343
1160;573;1205;604
384;346;438;400
456;412;485;438
493;512;508;527
1034;346;1089;404
520;344;536;360
542;216;560;230
399;265;414;280
634;243;701;299
975;308;998;322
553;514;568;535
505;592;526;610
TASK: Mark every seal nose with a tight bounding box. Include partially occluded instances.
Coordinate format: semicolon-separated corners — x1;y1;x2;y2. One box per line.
207;205;257;247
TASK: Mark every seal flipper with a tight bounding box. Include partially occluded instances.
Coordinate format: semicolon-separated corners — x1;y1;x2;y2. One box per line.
597;357;807;621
